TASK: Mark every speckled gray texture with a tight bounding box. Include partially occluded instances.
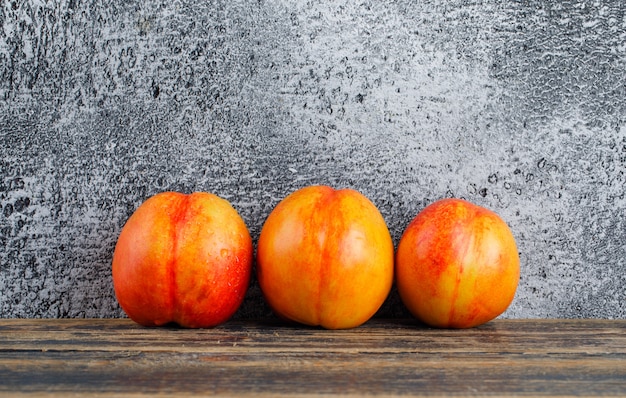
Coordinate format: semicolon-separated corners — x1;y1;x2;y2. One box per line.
1;1;625;319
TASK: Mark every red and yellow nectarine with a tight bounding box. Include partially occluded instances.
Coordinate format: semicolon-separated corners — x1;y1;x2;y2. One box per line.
112;192;252;328
256;185;394;329
396;198;520;328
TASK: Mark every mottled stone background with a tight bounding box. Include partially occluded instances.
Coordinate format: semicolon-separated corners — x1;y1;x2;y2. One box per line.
1;0;625;320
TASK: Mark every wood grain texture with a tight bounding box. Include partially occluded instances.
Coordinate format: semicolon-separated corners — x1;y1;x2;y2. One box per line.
0;319;625;396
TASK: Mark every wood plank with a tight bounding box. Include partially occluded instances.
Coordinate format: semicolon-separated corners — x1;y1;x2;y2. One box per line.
0;319;625;396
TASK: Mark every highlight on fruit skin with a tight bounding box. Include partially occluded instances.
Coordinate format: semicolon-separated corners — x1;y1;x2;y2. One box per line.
395;198;520;328
112;191;253;328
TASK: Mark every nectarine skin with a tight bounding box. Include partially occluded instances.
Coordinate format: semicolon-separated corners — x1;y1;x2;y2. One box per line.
256;185;394;329
396;198;520;328
112;192;252;328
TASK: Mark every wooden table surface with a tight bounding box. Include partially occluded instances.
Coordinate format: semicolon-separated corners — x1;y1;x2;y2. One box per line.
0;318;625;397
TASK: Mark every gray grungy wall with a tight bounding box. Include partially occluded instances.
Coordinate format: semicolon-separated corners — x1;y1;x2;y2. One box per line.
1;1;625;319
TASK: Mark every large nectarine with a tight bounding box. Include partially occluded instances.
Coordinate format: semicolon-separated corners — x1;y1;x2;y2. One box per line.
396;198;520;328
256;185;394;329
112;192;252;328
